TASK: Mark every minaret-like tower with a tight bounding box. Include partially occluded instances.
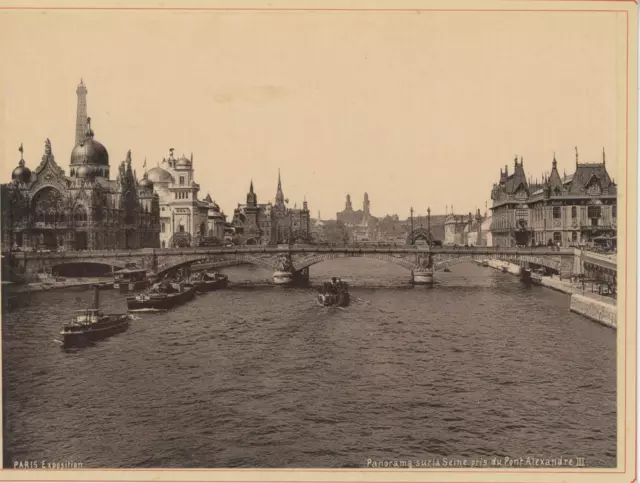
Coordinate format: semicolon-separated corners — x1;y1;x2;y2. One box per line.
75;79;88;145
363;192;370;217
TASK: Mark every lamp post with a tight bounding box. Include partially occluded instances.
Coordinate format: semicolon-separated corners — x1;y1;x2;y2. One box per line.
410;207;414;245
427;207;431;247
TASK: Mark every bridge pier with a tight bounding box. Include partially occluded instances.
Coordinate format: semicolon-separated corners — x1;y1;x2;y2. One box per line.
412;268;434;286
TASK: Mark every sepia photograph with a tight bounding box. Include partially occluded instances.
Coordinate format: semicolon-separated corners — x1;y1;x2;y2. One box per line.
0;0;636;482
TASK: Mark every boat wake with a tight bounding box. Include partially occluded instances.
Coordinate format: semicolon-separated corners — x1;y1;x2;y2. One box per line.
128;314;142;320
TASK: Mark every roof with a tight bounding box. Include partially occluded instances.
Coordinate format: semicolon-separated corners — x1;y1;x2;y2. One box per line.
147;166;175;184
566;163;615;195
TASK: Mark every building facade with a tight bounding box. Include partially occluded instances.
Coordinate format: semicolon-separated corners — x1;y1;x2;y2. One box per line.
2;80;160;251
443;207;469;245
230;172;311;245
145;149;226;248
490;150;616;247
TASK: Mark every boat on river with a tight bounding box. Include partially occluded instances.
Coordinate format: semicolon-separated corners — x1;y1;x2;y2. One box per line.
114;268;150;293
126;279;196;311
192;271;228;293
318;278;350;307
530;269;545;285
58;285;129;347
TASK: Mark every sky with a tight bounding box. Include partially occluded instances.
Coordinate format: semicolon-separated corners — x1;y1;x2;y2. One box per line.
0;8;623;220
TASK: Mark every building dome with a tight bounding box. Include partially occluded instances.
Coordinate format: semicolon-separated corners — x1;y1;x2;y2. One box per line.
139;175;154;190
12;163;31;183
70;120;109;167
12;145;31;183
176;156;191;167
147;166;175;184
75;164;96;179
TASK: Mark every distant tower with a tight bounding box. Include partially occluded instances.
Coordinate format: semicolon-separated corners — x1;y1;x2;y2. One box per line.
275;169;286;209
75;79;88;145
363;192;370;217
246;180;257;207
345;194;353;211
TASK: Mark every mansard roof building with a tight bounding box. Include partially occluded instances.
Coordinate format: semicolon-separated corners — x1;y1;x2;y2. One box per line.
490;149;617;248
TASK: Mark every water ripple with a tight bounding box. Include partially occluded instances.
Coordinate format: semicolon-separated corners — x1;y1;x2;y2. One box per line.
2;260;616;468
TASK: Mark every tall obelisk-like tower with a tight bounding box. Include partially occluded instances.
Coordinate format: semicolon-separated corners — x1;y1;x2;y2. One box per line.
75;79;88;145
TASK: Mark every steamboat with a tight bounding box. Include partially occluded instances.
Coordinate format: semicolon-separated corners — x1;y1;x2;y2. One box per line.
191;271;228;293
318;277;351;307
58;285;129;347
126;279;197;311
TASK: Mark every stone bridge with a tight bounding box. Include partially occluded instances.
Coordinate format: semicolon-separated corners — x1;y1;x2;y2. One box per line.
3;245;586;284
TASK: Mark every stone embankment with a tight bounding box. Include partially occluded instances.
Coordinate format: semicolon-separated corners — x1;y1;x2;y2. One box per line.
480;259;616;329
5;277;112;294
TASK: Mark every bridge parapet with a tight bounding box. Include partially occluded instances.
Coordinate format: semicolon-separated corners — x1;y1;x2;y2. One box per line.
2;245;582;282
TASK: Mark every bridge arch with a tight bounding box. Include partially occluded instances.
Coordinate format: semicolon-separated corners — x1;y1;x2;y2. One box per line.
407;228;435;246
156;254;283;275
432;253;563;272
293;252;419;271
49;258;127;277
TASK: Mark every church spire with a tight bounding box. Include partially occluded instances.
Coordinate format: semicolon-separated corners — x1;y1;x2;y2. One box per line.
275;169;285;208
247;179;257;207
75;79;88;145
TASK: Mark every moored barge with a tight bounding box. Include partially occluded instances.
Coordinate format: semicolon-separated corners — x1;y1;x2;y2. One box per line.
126;280;197;311
114;268;150;293
192;271;228;293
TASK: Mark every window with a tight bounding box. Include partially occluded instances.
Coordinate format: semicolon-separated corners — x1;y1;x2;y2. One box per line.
571;206;577;218
572;231;578;242
516;209;527;221
612;205;617;218
552;207;561;219
180;176;185;186
553;232;561;243
179;225;185;232
587;206;601;219
161;223;165;233
161;240;165;248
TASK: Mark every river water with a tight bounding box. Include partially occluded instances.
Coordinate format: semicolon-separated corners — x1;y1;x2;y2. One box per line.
2;260;616;468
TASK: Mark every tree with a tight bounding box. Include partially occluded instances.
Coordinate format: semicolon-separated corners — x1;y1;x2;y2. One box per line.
1;182;30;250
322;221;350;244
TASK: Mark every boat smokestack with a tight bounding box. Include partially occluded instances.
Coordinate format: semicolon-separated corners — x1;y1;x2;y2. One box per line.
92;285;100;310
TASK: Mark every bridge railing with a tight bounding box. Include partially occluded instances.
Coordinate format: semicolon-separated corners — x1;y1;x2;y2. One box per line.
3;245;579;258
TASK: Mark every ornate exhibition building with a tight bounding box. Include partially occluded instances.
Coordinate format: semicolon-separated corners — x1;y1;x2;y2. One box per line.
490;152;617;248
2;80;161;251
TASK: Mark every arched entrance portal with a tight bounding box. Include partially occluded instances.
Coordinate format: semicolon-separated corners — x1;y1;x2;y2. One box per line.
31;186;65;250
